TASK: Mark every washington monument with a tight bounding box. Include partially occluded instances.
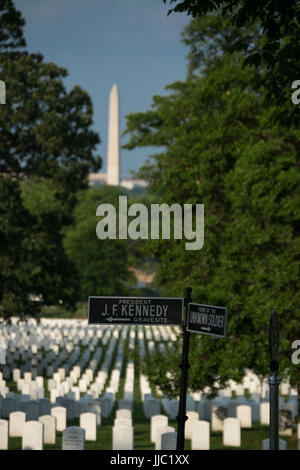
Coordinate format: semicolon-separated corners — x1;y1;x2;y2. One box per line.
106;83;120;186
88;84;147;189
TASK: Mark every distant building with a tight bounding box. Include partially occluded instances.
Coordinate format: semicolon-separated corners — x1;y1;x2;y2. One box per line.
88;173;107;186
88;174;148;190
120;178;149;190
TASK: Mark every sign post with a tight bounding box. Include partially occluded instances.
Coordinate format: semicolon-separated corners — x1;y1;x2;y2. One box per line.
87;292;227;452
88;296;184;326
186;302;227;338
176;299;228;451
269;309;280;450
176;287;192;451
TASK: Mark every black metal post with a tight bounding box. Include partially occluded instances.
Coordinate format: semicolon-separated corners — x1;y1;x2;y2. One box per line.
176;287;192;451
269;309;280;450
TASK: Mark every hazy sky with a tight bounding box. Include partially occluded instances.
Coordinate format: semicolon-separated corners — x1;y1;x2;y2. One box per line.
13;0;190;178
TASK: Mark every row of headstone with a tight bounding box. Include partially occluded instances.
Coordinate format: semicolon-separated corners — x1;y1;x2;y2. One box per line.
0;409;99;450
1;319;119;387
112;408;134;450
195;399;296;435
0;319;297;451
0;393;104;421
183;414;289;450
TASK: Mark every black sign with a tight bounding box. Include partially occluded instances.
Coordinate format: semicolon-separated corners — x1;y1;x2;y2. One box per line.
187;303;227;337
88;296;184;326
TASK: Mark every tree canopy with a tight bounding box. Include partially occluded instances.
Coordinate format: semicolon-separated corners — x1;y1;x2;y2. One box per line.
123;11;300;397
161;0;300;128
0;0;101;319
63;186;137;301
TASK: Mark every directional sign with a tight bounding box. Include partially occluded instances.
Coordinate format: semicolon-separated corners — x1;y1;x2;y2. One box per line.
88;296;184;326
187;303;227;338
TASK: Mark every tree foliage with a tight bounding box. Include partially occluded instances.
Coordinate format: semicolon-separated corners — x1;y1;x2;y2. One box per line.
63;186;137;301
123;12;300;396
161;0;300;127
0;1;101;319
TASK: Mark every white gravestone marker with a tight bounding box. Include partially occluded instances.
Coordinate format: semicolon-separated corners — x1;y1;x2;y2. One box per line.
223;418;241;447
184;411;199;439
9;411;26;437
22;421;44;450
150;415;168;443
51;406;67;432
260;402;270;425
236;405;252;428
0;419;9;450
112;425;134;450
191;420;210;450
39;415;56;445
80;413;97;441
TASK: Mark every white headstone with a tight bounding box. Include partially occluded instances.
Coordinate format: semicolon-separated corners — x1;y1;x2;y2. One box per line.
39;415;56;445
9;411;26;437
112;425;134;450
51;406;66;432
22;421;44;450
191;420;210;450
24;372;32;384
150;415;168;444
79;413;97;441
0;419;9;450
185;411;199;439
236;405;252;428
260;402;270;425
223;418;241;447
62;426;85;450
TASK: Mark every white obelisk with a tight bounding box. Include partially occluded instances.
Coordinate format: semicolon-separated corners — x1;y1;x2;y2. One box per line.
106;83;120;186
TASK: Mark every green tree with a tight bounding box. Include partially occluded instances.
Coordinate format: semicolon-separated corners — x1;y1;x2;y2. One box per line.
161;0;300;127
63;186;136;301
0;176;78;321
123;12;300;402
0;0;26;53
0;1;101;319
